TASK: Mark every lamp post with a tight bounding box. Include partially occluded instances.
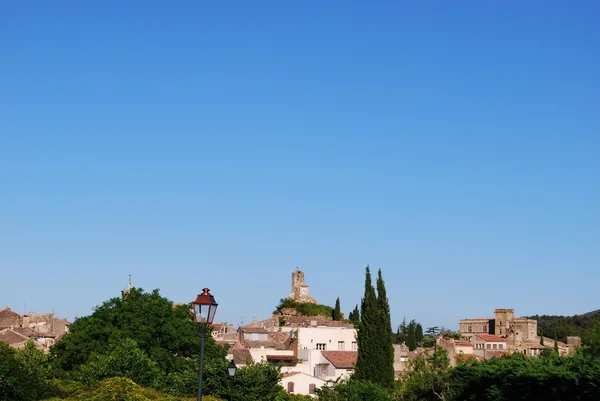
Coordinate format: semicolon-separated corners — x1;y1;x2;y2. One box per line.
227;359;237;401
192;288;218;401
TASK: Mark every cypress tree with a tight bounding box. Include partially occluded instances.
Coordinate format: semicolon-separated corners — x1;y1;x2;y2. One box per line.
407;320;417;351
415;323;424;346
375;268;395;389
332;298;341;321
554;335;559;353
349;304;360;327
540;335;544;346
354;266;379;383
396;317;408;345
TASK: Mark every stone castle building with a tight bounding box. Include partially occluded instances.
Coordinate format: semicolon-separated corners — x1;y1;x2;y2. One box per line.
459;308;537;346
287;268;317;304
459;308;580;356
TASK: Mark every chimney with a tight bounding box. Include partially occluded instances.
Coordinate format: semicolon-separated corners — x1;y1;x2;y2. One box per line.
22;314;30;328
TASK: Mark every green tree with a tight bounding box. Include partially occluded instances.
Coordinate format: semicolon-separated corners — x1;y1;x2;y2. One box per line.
554;335;559;354
348;305;360;327
584;321;600;357
316;378;393;401
0;341;52;401
333;297;341;321
231;362;283;401
72;338;161;387
354;266;379;383
396;317;408;345
407;320;417;351
398;346;451;401
354;266;395;389
450;351;600;401
416;323;424;346
375;268;395;389
51;287;229;397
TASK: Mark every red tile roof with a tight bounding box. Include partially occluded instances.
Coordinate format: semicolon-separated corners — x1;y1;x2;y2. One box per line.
456;353;478;362
321;351;358;369
476;334;507;342
486;350;508;358
455;341;473;347
282;371;301;378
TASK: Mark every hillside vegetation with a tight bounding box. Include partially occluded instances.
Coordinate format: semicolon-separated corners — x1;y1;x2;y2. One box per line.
528;309;600;343
273;298;335;318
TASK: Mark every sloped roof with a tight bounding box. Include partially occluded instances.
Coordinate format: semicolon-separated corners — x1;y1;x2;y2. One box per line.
321;351;358;369
486;350;509;358
13;327;56;338
455;340;474;347
0;328;30;345
475;334;507;342
228;343;254;365
240;326;269;334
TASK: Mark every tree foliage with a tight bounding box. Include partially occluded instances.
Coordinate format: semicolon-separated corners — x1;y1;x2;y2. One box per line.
528;310;600;343
375;269;395;389
273;298;334;319
332;298;341;321
0;341;53;401
50;288;229;398
354;266;395;389
397;346;451;401
449;351;600;401
348;305;360;327
231;362;283;401
315;378;393;401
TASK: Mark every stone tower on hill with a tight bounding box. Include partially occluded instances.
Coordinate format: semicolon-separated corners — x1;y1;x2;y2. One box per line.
287;268;317;304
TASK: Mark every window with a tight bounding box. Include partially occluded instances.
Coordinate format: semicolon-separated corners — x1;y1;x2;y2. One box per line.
493;344;497;349
499;344;504;349
287;382;294;393
316;343;327;350
309;384;316;394
338;341;345;350
467;325;472;332
483;325;487;332
351;342;357;351
486;344;491;349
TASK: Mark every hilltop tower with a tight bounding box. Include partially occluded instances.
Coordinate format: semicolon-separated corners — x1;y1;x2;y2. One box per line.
287;268;317;304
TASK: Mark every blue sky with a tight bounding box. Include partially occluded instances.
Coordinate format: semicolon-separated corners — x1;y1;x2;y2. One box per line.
1;1;599;330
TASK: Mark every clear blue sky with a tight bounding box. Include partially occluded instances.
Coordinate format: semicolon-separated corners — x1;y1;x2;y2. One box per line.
1;1;599;330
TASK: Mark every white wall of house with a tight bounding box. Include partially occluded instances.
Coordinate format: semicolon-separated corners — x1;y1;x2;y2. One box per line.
281;372;326;397
248;347;294;363
297;326;357;352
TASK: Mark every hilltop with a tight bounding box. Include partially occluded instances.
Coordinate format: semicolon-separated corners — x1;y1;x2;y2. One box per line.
527;309;600;342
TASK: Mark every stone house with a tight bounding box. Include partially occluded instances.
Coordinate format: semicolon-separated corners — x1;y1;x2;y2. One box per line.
436;338;476;367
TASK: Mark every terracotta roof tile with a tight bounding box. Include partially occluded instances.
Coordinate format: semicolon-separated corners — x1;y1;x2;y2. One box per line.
475;334;507;342
455;341;473;347
486;350;508;358
321;351;358;369
456;353;478;362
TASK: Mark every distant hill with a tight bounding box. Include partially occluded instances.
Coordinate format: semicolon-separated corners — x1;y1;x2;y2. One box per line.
527;309;600;343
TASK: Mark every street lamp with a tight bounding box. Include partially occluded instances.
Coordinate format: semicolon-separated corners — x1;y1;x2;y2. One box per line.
192;288;218;401
227;359;237;401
